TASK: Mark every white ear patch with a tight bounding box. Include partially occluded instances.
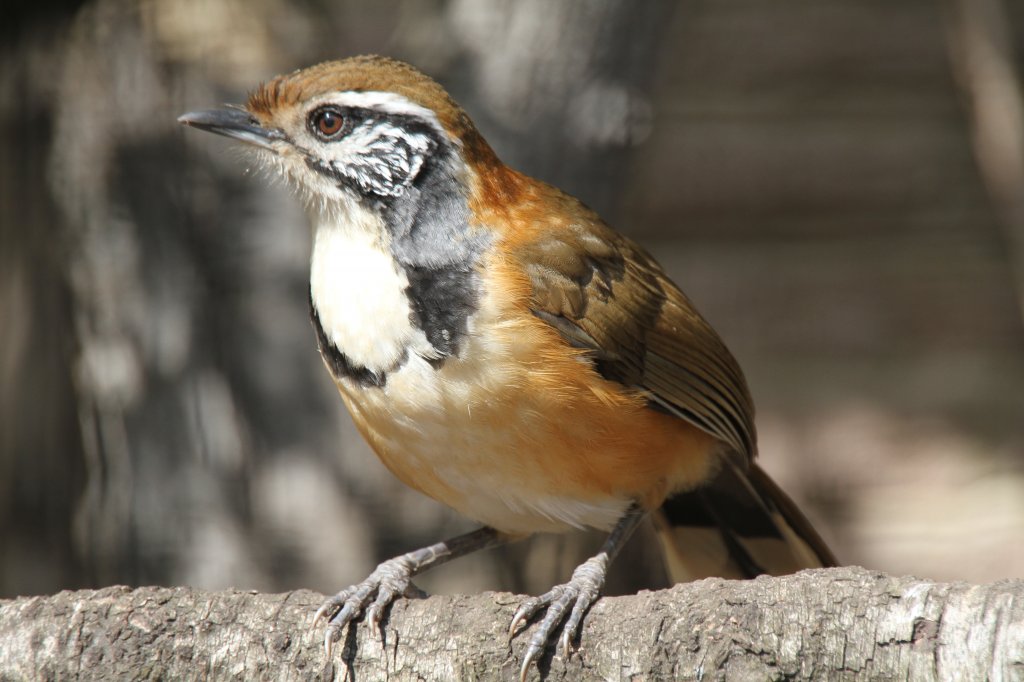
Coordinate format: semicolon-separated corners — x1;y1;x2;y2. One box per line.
327;120;434;197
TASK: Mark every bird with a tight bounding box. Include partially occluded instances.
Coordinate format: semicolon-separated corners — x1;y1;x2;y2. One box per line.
178;55;836;679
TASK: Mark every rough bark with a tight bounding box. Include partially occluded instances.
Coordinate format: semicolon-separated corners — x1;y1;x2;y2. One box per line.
1;567;1021;681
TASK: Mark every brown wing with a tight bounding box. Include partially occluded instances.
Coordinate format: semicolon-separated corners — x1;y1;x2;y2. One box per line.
515;203;756;463
510;188;838;573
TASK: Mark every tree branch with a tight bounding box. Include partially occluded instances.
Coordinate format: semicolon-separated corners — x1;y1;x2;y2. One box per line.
1;567;1021;680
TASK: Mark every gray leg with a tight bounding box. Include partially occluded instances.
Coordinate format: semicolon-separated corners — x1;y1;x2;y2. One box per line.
315;526;508;654
510;505;647;681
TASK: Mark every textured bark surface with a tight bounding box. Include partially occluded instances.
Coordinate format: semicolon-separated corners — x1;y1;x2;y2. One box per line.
1;567;1022;681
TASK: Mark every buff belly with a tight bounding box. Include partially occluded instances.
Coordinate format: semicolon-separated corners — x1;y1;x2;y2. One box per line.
332;317;718;536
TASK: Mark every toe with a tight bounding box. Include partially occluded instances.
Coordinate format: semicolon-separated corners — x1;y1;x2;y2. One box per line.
519;641;543;682
509;597;541;636
365;588;394;634
313;595;343;628
323;622;340;656
559;588;596;657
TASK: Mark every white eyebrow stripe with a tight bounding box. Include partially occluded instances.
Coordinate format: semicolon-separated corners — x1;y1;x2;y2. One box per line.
307;91;450;139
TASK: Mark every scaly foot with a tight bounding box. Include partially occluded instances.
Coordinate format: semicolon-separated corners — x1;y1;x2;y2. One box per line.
508;506;646;680
314;527;506;654
314;556;426;653
509;553;610;680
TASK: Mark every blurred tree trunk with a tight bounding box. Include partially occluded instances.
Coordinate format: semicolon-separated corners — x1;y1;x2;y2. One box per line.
945;0;1024;323
0;7;88;596
1;568;1022;680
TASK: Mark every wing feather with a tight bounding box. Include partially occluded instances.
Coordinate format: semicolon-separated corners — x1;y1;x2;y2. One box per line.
514;208;757;461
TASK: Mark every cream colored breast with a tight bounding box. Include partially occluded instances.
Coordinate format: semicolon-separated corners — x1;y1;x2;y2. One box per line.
309;209;437;376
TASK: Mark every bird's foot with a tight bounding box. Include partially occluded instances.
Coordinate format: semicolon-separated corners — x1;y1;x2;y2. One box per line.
313;556;426;654
509;553;609;681
313;528;506;657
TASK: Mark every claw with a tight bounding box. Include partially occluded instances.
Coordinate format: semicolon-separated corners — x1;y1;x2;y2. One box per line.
313;595;339;624
519;640;543;682
323;626;335;657
509;597;541;636
366;604;382;635
366;588;393;640
509;611;523;636
559;625;572;660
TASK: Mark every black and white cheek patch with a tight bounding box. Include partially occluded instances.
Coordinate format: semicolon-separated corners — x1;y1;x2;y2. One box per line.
331;120;435;198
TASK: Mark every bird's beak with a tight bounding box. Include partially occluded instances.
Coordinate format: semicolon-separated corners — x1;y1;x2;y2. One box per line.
177;107;283;150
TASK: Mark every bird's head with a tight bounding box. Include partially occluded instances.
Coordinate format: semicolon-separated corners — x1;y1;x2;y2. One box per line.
179;55;501;219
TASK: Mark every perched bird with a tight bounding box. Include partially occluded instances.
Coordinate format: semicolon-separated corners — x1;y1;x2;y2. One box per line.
179;55;836;678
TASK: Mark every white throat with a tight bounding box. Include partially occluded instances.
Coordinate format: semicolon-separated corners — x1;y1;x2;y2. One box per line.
309;208;419;376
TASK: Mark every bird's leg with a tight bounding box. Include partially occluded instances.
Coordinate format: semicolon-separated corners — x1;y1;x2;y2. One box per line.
510;505;647;680
315;526;509;653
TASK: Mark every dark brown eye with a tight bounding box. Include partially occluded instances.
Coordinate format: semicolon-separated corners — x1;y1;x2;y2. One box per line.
311;108;344;139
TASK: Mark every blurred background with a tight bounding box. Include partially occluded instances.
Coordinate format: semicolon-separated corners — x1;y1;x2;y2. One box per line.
2;0;1023;601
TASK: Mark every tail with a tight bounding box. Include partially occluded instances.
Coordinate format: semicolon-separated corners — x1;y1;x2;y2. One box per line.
653;460;837;581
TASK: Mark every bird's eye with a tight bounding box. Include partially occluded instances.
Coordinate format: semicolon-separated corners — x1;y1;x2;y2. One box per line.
311;108;345;139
